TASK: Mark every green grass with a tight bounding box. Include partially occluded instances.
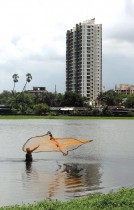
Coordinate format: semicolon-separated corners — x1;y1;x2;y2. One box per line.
0;115;134;120
1;188;134;209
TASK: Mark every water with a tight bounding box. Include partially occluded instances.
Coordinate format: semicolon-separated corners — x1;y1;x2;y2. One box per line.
0;119;134;206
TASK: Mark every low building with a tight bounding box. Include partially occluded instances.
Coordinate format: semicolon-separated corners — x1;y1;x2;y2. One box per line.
0;105;12;114
51;107;88;115
115;84;134;95
27;86;47;93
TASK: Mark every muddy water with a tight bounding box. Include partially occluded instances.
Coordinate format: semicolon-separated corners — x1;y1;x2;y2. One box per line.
0;119;134;206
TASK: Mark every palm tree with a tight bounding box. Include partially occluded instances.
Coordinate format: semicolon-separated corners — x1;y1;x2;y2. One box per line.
12;73;19;94
22;73;32;92
11;73;33;113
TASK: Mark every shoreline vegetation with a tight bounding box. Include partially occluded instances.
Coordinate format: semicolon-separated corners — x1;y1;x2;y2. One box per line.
0;115;134;120
1;188;134;210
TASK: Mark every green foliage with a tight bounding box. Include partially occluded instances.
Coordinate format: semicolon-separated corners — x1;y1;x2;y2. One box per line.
0;115;134;120
127;111;134;117
33;103;50;115
92;108;101;116
97;91;134;112
1;188;134;210
61;91;86;107
32;92;64;107
124;95;134;108
26;73;32;83
12;74;19;94
22;73;32;92
90;188;134;209
9;92;34;114
115;94;127;106
3;79;134;116
102;106;113;116
12;73;32;95
97;90;118;106
12;73;19;83
0;91;12;105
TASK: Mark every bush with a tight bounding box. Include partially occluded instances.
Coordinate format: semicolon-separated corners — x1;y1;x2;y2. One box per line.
33;103;50;115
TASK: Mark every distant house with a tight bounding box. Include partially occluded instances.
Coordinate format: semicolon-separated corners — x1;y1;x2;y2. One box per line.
115;84;134;95
51;107;88;115
0;105;12;114
27;86;47;94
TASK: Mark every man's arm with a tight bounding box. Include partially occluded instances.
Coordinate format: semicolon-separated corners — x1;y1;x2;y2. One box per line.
31;145;40;153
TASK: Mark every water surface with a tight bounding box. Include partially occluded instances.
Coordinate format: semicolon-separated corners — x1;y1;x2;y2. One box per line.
0;119;134;206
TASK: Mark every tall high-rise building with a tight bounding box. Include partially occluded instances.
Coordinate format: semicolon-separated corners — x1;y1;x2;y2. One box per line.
66;19;102;105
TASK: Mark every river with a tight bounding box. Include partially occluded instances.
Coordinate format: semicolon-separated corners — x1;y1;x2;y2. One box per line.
0;119;134;206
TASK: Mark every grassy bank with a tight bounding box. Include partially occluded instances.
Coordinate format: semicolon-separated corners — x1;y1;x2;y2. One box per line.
1;188;134;210
0;115;134;120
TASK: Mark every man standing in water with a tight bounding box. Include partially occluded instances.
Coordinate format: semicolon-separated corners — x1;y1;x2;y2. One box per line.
25;145;39;162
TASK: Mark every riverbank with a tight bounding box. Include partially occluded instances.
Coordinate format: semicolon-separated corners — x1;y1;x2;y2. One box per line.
0;115;134;120
1;188;134;210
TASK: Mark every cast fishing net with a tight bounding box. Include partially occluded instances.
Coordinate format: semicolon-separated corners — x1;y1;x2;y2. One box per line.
22;132;93;155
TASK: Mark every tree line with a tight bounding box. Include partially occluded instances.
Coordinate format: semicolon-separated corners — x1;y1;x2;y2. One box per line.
0;73;87;115
0;90;88;115
97;89;134;108
0;89;134;116
0;74;134;116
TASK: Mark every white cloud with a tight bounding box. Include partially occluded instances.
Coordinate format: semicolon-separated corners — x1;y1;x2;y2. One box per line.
103;39;134;57
0;0;133;92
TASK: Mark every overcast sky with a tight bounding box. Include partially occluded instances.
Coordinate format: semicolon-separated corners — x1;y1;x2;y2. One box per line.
0;0;134;93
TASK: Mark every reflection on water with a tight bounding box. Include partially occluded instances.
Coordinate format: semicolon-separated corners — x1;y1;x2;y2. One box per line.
61;163;102;195
0;119;134;206
25;161;32;174
22;160;102;202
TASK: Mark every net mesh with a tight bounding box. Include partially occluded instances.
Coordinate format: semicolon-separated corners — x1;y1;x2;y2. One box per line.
22;132;93;154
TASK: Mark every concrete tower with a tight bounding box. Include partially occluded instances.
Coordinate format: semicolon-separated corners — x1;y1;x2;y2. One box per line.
66;19;102;105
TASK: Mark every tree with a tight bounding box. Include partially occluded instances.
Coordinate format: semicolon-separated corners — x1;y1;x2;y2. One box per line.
22;73;32;92
32;92;64;107
12;73;32;96
55;93;64;107
124;95;134;108
11;73;33;114
33;103;50;115
0;91;12;105
102;106;113;116
9;92;34;114
61;92;86;107
97;90;118;106
12;74;19;94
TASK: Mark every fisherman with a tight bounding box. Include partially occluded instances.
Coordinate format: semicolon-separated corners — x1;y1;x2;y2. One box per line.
25;145;39;162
